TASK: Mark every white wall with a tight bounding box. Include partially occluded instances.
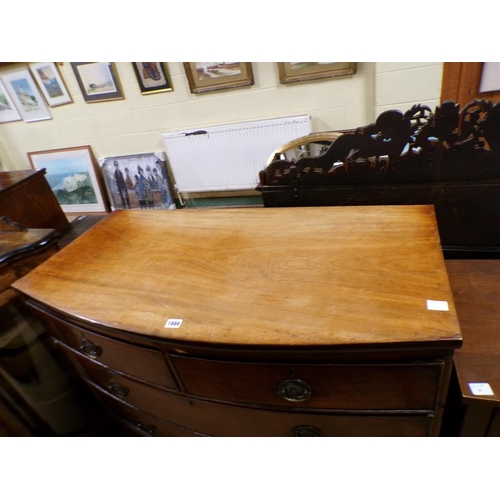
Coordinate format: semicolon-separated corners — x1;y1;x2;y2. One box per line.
375;62;443;116
0;62;443;173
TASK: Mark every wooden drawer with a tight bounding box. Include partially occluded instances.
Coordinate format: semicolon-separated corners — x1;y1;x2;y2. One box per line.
172;356;444;410
32;307;177;389
88;382;207;437
73;356;433;436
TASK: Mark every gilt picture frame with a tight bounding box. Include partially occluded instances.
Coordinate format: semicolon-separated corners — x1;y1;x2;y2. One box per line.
183;62;254;94
29;62;72;107
28;146;108;213
0;68;51;122
71;62;124;103
98;152;176;211
277;62;356;84
132;63;173;94
0;80;22;123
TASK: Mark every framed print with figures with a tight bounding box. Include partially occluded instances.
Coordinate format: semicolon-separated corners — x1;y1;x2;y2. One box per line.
99;152;176;211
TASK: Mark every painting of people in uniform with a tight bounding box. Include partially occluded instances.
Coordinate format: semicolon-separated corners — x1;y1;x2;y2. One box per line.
99;153;176;211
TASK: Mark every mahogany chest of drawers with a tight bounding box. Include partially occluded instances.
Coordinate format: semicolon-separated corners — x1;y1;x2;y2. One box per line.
12;206;462;436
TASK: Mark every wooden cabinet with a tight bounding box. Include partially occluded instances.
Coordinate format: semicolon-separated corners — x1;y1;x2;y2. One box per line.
0;169;69;233
0;220;97;435
444;260;500;436
13;207;462;436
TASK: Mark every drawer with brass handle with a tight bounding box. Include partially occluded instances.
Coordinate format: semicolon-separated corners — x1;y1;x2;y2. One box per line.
171;356;444;410
53;350;435;436
87;372;433;437
88;381;208;437
32;305;177;390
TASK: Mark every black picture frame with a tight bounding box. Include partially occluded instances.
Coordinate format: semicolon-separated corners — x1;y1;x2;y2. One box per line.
132;62;173;95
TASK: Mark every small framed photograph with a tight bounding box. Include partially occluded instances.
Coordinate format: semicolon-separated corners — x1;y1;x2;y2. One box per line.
28;146;109;213
99;152;176;211
277;62;356;84
29;62;72;107
183;62;254;94
71;62;124;103
0;68;51;122
132;63;173;94
0;80;22;123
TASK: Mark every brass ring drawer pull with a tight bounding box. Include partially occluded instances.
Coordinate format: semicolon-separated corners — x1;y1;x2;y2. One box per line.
108;380;129;398
278;379;312;402
293;425;321;437
80;338;103;359
136;421;157;436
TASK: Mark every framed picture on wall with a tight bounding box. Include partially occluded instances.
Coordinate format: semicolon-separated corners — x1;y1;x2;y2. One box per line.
98;152;176;211
183;62;254;94
132;63;173;94
29;62;72;107
71;62;124;103
28;146;109;213
0;68;51;122
277;62;356;84
0;80;22;123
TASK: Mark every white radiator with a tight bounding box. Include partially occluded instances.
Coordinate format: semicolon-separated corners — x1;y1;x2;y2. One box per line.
161;115;311;193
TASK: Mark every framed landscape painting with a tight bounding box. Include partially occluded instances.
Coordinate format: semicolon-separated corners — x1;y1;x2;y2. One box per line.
183;62;254;94
99;152;176;211
277;62;356;84
28;146;108;213
0;80;22;123
1;68;51;122
132;63;173;94
29;62;72;106
71;62;124;103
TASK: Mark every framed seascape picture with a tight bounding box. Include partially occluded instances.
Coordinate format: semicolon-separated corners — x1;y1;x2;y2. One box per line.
0;80;22;123
29;62;72;107
132;63;173;94
99;152;176;211
277;62;356;84
0;68;51;122
71;62;124;103
28;146;108;213
183;62;254;94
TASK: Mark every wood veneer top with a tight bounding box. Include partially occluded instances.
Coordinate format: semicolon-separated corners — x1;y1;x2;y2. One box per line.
12;206;461;347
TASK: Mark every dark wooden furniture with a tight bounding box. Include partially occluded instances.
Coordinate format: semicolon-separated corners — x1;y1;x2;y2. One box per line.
0;217;99;435
257;99;500;255
0;169;69;233
12;207;462;436
444;260;500;436
257;100;500;436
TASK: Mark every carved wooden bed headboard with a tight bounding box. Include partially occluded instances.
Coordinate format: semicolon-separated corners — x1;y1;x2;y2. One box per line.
257;100;500;256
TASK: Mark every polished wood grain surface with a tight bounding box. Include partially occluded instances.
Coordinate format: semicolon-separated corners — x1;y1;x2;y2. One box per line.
0;169;40;190
12;206;461;347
